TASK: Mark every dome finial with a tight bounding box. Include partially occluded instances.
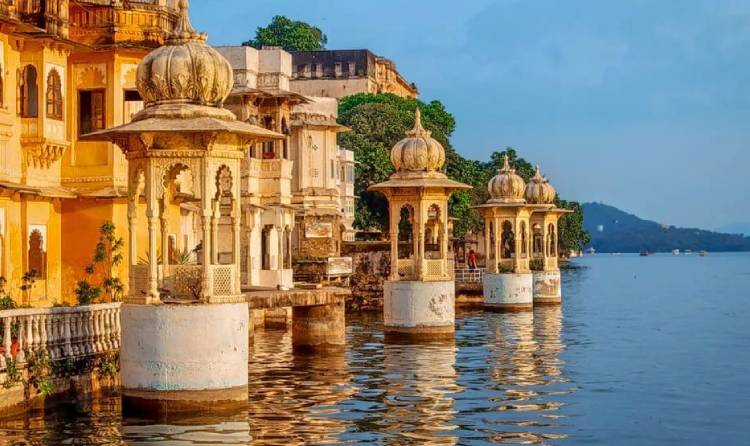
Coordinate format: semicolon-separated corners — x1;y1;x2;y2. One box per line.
168;0;207;43
499;153;514;174
405;108;431;138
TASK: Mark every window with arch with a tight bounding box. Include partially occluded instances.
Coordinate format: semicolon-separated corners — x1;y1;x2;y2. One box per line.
20;65;38;117
28;226;47;279
46;69;63;120
426;204;443;259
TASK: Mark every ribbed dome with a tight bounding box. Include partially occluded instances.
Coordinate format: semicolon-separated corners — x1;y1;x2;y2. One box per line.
135;0;233;111
390;109;446;172
525;165;557;204
487;154;526;203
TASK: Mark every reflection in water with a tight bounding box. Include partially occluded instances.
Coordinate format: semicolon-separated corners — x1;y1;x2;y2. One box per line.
0;310;571;445
382;341;459;445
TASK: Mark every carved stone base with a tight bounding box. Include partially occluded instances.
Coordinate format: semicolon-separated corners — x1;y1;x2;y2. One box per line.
120;303;249;408
383;280;455;339
483;272;533;312
533;270;562;305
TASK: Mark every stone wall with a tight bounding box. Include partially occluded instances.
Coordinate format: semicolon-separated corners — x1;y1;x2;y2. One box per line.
342;241;390;311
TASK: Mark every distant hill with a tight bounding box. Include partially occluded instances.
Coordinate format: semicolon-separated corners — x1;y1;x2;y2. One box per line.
715;222;750;237
582;203;750;253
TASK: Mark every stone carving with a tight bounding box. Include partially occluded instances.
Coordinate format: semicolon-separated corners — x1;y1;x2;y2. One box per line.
305;222;333;238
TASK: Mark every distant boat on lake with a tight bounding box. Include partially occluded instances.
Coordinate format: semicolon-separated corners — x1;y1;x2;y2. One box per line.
672;249;680;256
640;250;650;257
699;250;707;257
685;249;693;255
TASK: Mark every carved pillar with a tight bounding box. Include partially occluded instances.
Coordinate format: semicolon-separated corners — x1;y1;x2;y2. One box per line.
201;214;212;300
484;217;492;271
493;216;501;273
513;217;522;273
146;167;161;303
390;202;399;281
276;226;284;271
128;200;137;267
232;202;241;294
441;203;449;276
211;201;219;265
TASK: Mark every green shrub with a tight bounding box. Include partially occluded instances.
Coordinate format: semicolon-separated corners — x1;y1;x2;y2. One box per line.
529;259;544;271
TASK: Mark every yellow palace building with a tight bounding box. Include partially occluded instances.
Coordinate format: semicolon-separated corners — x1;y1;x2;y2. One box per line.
0;1;180;306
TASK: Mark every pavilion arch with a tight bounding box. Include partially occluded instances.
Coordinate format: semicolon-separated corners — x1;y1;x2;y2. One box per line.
501;220;514;259
426;203;444;259
397;204;415;259
548;223;556;256
532;223;544;257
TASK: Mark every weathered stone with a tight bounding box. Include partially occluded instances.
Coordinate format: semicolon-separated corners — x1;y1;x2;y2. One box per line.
292;301;346;350
483;272;533;312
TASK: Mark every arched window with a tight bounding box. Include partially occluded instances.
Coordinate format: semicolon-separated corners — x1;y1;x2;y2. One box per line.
46;69;63;120
28;228;46;278
532;223;543;256
261;225;273;270
20;65;38;117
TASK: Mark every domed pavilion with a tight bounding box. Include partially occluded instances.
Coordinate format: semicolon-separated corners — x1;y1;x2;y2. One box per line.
474;157;571;310
369;109;471;338
81;0;283;410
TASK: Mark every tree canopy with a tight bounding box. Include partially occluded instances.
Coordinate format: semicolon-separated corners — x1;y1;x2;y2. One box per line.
337;93;591;254
243;16;327;51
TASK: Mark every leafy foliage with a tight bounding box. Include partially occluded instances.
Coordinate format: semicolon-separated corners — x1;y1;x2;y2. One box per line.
75;222;125;305
338;93;590;253
26;349;53;397
243;16;327;51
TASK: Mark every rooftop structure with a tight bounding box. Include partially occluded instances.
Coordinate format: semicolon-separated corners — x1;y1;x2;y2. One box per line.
289;49;418;99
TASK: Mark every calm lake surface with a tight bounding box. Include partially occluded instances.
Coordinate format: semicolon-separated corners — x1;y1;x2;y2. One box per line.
1;253;749;445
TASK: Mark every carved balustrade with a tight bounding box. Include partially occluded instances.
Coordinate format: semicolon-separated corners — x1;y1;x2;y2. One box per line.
0;303;121;373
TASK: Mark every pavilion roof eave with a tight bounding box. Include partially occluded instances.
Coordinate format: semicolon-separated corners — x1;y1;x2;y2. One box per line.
79;116;285;142
368;176;472;193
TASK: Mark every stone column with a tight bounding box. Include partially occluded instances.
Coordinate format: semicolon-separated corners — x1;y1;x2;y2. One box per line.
211;201;219;265
292;301;345;350
232;206;241;294
145;174;160;303
493;217;501;273
390;210;399;281
513;218;522;272
127;200;137;267
201;214;212;301
161;211;169;271
483;217;491;270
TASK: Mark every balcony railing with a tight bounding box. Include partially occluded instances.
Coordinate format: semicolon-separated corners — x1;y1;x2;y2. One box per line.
455;268;484;284
0;303;121;373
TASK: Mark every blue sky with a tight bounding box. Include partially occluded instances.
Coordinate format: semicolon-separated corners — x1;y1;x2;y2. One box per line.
191;0;750;230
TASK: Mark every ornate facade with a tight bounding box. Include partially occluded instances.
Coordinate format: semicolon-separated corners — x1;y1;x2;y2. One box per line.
0;0;182;306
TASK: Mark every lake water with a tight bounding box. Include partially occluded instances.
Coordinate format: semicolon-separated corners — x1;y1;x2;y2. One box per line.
1;253;748;445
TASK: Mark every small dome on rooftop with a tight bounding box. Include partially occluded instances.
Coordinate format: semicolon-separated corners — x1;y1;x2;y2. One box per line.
135;0;233;115
525;165;557;204
487;154;526;203
390;109;446;173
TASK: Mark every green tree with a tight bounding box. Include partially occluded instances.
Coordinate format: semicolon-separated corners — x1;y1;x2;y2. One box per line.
337;93;590;253
75;222;125;305
555;198;591;255
243;16;327;51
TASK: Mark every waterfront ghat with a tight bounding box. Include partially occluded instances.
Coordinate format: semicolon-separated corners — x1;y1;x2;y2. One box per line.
0;253;747;444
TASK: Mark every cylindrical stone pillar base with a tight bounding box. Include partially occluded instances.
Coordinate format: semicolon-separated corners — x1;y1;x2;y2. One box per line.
292;301;346;351
383;280;455;340
120;303;249;414
533;270;562;305
483;272;533;312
